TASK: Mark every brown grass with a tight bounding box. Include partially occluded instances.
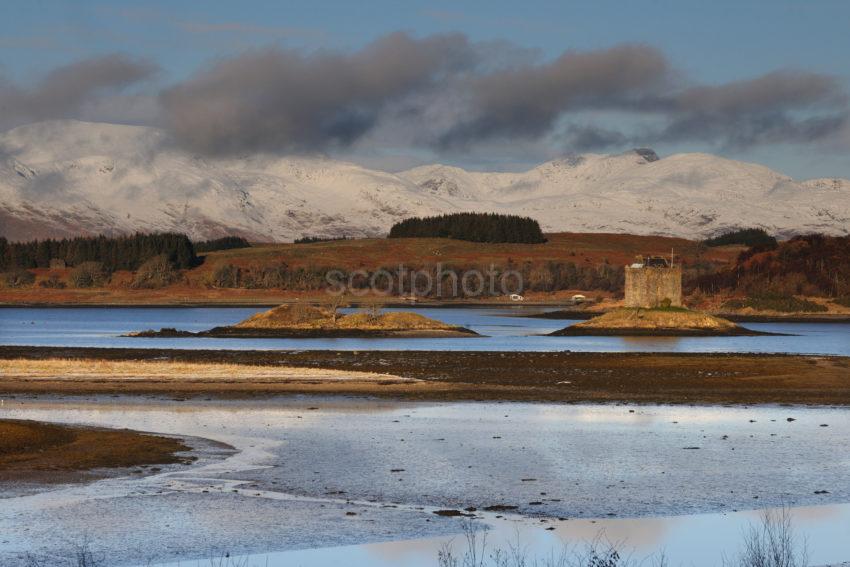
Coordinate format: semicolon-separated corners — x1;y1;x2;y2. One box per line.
234;304;458;331
233;303;331;327
0;419;190;481
336;311;454;330
573;308;739;331
200;232;738;271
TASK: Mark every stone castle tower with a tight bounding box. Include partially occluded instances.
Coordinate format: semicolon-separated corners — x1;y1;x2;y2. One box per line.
624;255;682;308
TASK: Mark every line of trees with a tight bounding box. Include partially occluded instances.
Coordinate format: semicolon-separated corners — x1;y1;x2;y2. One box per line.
194;236;251;253
294;235;350;244
0;233;197;272
389;213;547;244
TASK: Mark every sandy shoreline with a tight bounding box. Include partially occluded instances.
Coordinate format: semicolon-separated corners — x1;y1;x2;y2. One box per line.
2;346;849;406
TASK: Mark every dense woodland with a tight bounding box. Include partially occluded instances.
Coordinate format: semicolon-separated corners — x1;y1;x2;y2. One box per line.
0;233;197;272
703;228;778;249
194;236;251;253
693;234;850;297
389;213;547;244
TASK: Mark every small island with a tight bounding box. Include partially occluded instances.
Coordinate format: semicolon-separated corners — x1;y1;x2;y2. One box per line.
129;303;479;339
549;306;766;336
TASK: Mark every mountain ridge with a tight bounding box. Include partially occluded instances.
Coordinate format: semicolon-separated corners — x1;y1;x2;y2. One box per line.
1;120;848;242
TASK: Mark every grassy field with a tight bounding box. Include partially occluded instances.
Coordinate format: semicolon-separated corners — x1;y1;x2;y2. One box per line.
197;232;737;271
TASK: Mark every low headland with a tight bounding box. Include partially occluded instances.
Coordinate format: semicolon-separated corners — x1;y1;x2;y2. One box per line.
127;304;478;339
549;307;771;337
0;418;192;485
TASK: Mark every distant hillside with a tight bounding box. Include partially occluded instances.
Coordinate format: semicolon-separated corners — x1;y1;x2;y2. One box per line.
0;233;741;303
694;234;850;297
2;120;850;241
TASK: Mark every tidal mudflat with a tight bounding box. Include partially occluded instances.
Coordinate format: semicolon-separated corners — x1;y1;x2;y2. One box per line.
3;347;850;405
2;397;850;566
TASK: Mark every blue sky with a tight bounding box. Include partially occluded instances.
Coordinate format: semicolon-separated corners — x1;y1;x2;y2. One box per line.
2;0;849;179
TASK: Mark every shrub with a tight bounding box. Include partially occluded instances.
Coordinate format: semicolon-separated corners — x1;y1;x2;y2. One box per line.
39;275;66;289
257;265;288;288
3;269;35;288
728;507;808;567
364;303;384;323
208;263;240;288
131;255;180;289
69;262;108;288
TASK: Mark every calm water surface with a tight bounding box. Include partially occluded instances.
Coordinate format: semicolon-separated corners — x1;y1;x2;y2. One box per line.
1;398;850;566
1;306;849;354
2;308;849;565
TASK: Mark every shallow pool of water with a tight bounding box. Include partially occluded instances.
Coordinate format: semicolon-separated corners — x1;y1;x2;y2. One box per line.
2;306;849;354
2;397;849;566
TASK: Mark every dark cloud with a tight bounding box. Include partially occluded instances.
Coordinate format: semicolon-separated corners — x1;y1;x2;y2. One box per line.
675;71;845;115
0;54;158;130
160;32;477;154
657;71;848;148
1;35;847;160
547;71;849;152
562;125;629;151
438;44;672;148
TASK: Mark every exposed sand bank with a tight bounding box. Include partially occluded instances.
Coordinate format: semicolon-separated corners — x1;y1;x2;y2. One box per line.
1;358;415;385
2;347;849;406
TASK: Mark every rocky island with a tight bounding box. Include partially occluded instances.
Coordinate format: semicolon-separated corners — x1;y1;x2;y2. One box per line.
129;303;479;339
549;307;767;336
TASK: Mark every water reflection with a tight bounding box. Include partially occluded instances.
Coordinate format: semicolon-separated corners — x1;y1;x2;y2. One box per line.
151;503;850;567
2;398;850;566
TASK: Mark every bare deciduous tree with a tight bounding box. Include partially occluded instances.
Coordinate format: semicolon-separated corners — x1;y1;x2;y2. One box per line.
326;294;349;324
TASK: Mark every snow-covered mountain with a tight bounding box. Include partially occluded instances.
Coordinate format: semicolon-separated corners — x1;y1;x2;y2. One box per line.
1;120;848;241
